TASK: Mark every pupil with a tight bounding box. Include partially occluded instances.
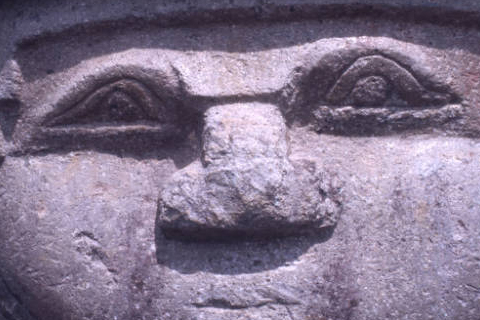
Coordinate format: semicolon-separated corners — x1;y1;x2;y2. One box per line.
351;75;390;107
106;91;141;121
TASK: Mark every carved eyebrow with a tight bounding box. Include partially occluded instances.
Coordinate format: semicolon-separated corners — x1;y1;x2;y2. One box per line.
326;55;452;106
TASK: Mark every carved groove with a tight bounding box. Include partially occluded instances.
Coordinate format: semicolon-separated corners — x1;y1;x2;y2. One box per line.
191;287;301;310
313;104;463;135
0;100;20;140
45;79;170;127
326;55;453;107
192;298;299;310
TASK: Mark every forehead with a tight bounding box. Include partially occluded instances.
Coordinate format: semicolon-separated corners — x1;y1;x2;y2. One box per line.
13;18;480;97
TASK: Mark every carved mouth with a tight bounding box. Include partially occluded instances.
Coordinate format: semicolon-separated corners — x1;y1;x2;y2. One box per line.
190;286;301;310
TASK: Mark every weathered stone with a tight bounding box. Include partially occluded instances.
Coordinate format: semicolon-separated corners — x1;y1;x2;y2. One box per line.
0;60;23;102
159;103;341;240
0;1;480;320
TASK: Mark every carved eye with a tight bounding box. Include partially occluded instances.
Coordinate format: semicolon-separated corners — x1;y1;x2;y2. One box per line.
313;55;462;135
45;78;174;127
35;77;195;153
326;55;452;107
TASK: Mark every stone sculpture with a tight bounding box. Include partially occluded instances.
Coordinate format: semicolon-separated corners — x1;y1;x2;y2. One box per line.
0;1;480;319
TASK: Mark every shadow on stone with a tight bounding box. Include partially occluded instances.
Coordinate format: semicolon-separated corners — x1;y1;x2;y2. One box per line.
0;99;20;140
154;219;335;275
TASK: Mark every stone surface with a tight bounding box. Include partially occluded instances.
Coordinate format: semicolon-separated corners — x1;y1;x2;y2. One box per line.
0;1;480;320
159;103;341;240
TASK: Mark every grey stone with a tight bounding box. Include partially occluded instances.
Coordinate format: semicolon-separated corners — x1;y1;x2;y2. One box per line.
0;1;480;320
159;103;341;240
0;60;23;102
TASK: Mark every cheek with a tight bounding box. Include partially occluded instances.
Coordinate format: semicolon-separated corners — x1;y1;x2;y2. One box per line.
292;133;480;315
0;152;173;237
0;152;176;319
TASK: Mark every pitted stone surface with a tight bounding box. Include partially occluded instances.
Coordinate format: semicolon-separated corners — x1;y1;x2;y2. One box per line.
1;2;480;320
158;103;341;240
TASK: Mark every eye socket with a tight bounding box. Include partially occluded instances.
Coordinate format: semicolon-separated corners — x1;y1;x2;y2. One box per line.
34;77;198;155
310;54;462;135
45;78;174;127
326;55;453;108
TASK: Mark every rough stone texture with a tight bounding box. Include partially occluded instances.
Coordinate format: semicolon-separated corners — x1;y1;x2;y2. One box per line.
0;1;480;320
159;103;341;240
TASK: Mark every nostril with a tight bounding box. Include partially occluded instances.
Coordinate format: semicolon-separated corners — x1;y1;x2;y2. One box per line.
157;103;343;241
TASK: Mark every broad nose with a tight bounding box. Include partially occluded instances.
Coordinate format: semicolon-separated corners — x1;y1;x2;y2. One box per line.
157;103;341;241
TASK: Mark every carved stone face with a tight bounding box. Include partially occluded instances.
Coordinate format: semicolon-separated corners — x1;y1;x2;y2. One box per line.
1;2;480;320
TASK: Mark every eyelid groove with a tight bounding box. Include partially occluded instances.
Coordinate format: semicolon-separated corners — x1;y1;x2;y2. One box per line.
44;78;171;127
326;55;452;106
